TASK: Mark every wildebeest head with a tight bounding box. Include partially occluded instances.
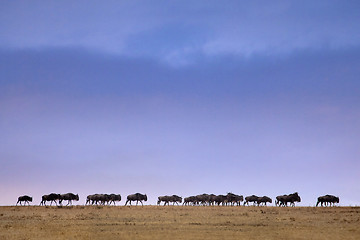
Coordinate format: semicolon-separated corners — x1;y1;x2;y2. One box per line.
75;194;79;201
292;192;301;202
335;196;339;203
144;194;148;201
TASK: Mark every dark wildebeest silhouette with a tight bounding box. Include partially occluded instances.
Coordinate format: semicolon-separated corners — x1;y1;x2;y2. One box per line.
86;194;100;205
40;193;61;206
86;194;111;205
257;196;272;206
59;193;79;206
244;195;259;206
208;194;217;206
125;193;147;206
158;195;182;206
109;194;121;205
16;195;32;206
226;193;243;206
316;195;339;207
196;194;211;206
214;195;227;206
183;196;196;206
157;195;170;205
276;192;301;207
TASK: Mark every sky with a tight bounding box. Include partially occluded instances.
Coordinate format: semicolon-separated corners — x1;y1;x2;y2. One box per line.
1;0;360;206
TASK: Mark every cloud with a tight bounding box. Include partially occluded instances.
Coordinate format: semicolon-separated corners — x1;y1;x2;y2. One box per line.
1;1;360;66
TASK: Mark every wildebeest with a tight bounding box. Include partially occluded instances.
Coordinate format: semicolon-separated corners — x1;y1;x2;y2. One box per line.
316;195;339;207
226;193;243;206
40;193;61;206
208;194;217;206
183;196;196;206
16;195;32;206
108;194;121;205
196;194;211;206
244;195;259;206
59;193;79;206
86;194;102;205
214;195;227;206
157;195;182;206
257;196;272;206
86;194;111;205
276;192;301;207
125;193;147;206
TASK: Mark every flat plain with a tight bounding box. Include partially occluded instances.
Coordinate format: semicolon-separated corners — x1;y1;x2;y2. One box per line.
0;205;359;239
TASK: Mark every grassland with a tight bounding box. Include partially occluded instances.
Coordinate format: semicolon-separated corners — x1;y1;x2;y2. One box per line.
1;205;359;239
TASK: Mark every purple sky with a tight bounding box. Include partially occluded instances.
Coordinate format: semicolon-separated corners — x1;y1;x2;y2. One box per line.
1;1;360;206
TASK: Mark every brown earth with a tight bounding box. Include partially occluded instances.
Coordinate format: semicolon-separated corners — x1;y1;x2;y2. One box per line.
0;205;359;239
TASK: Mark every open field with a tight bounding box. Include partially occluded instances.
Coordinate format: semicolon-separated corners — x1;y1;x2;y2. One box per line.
1;206;359;239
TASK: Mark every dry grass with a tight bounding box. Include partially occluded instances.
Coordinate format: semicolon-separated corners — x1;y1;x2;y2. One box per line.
1;205;359;239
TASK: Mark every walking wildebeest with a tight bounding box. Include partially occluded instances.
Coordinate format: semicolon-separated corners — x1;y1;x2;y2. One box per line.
244;195;259;206
214;195;227;206
316;195;339;207
196;194;211;206
226;193;243;206
86;194;101;205
86;194;111;205
125;193;147;206
16;195;32;206
108;194;121;205
257;196;272;206
208;194;217;206
59;193;79;206
40;193;61;206
157;195;170;205
183;196;196;206
158;195;182;206
276;192;301;207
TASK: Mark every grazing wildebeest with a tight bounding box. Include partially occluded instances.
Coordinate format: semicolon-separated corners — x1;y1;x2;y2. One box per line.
257;196;272;206
16;195;32;206
316;195;339;207
125;193;147;206
226;193;243;206
109;194;121;205
183;196;196;206
276;192;301;207
40;193;61;206
59;193;79;206
244;195;259;206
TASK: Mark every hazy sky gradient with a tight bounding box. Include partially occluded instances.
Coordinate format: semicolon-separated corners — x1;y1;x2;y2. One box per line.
1;1;360;205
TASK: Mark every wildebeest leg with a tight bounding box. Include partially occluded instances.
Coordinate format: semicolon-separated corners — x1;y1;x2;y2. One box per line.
140;200;143;206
